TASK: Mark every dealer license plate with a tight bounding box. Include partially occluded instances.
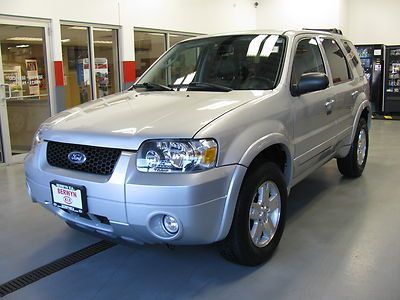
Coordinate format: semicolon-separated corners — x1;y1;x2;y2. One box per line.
50;181;87;214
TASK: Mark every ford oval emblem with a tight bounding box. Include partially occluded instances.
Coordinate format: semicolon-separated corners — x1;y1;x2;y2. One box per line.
68;151;87;164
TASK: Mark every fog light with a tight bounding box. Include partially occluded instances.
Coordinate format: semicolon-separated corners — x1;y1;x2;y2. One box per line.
163;215;179;234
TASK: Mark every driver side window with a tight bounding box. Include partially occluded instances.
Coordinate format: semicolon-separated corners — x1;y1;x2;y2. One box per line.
291;38;326;86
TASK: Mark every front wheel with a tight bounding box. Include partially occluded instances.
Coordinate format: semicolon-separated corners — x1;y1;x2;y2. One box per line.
337;117;369;177
219;161;287;266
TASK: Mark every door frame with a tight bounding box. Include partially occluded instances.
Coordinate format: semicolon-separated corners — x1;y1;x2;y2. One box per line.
0;15;55;165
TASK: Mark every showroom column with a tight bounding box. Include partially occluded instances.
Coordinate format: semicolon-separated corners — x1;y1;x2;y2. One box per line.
51;19;66;113
120;25;136;89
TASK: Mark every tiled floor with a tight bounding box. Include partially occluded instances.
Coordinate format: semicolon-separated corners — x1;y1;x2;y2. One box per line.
1;119;400;299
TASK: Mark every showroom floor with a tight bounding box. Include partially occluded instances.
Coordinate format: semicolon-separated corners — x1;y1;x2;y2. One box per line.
0;119;399;300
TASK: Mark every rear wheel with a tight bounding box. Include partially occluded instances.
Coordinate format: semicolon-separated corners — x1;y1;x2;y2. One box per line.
337;117;368;178
219;161;287;266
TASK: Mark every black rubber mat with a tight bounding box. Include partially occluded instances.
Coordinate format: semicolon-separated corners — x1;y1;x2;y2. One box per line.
0;240;115;297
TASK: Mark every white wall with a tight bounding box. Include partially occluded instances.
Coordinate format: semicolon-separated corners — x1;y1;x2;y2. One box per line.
2;0;256;34
255;0;348;35
347;0;400;45
2;0;400;57
2;0;257;61
119;0;257;34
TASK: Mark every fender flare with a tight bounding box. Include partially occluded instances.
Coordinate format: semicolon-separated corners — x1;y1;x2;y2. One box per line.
215;133;293;241
350;100;372;144
239;132;293;186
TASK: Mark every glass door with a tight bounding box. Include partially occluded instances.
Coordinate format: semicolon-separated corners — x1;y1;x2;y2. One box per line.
0;19;51;164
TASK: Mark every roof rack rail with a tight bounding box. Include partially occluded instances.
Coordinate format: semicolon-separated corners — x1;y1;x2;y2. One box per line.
302;28;343;35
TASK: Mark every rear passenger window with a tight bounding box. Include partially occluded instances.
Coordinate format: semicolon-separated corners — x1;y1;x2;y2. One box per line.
321;38;351;84
291;38;325;86
342;40;364;77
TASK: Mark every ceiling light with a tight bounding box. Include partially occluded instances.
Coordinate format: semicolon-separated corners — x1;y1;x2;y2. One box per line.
16;44;30;48
68;26;87;30
61;39;71;43
246;34;268;57
94;40;113;44
93;28;112;32
7;37;42;42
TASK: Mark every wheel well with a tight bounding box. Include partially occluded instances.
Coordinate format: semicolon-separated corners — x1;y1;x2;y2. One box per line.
247;144;290;185
361;108;370;128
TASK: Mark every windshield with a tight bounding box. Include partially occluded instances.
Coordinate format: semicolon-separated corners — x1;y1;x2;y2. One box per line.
135;34;286;91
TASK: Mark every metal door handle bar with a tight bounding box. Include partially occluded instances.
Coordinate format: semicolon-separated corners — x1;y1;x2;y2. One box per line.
0;84;12;100
351;91;359;97
325;99;335;114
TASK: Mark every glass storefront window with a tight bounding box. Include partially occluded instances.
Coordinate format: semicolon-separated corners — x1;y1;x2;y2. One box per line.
134;30;197;78
61;25;92;108
134;31;166;77
0;24;50;154
93;28;119;97
169;34;193;47
61;25;120;108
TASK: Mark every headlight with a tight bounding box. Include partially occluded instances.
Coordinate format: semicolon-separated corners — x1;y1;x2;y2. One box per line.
137;139;218;173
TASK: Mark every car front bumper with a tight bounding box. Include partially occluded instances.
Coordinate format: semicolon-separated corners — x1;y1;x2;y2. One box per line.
24;142;246;245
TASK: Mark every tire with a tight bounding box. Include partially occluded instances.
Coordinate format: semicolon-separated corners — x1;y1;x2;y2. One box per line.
337;117;368;178
219;161;287;266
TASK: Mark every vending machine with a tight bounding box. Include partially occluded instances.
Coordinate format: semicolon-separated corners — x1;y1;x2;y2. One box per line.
383;46;400;113
355;44;384;114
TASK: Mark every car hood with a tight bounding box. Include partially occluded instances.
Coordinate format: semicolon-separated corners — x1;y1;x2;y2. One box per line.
43;90;273;150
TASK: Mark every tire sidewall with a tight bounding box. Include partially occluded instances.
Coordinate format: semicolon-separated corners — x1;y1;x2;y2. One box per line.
353;118;369;174
234;162;287;264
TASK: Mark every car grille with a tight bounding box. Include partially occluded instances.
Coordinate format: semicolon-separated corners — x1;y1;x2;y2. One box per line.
46;141;121;175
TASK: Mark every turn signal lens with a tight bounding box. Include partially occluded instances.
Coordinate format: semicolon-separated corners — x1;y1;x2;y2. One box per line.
202;146;217;165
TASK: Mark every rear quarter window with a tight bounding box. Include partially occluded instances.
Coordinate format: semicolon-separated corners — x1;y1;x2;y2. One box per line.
321;38;352;84
342;40;365;78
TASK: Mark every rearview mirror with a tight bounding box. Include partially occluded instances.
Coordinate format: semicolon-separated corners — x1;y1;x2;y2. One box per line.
292;72;329;97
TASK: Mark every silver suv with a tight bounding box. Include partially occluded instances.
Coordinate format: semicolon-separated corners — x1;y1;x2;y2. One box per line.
25;29;370;266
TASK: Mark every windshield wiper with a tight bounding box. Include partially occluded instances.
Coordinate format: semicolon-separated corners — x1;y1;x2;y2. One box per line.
132;82;173;91
187;82;233;92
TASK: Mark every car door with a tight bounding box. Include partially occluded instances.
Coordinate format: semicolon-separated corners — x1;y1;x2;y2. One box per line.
320;37;357;144
291;35;337;179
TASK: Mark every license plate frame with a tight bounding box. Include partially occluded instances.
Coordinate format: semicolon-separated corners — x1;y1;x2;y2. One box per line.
50;180;88;214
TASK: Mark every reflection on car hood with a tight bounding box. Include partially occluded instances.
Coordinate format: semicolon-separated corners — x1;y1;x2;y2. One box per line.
43;90;273;150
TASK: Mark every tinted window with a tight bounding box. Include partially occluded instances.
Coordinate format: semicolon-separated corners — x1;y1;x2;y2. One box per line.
321;38;351;84
291;38;325;85
342;40;364;77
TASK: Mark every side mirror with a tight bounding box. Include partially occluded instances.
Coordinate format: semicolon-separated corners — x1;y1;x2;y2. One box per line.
292;72;329;97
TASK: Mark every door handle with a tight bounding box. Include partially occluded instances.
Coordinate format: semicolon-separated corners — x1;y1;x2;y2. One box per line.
351;90;359;98
325;99;335;114
0;84;12;104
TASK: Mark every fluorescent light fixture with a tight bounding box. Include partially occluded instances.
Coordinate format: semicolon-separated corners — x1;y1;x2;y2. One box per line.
7;37;42;42
183;72;196;84
246;35;268;57
94;40;113;44
61;39;71;43
112;127;137;135
198;101;238;111
68;26;87;30
93;28;112;32
16;44;30;48
260;35;279;57
309;39;318;45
